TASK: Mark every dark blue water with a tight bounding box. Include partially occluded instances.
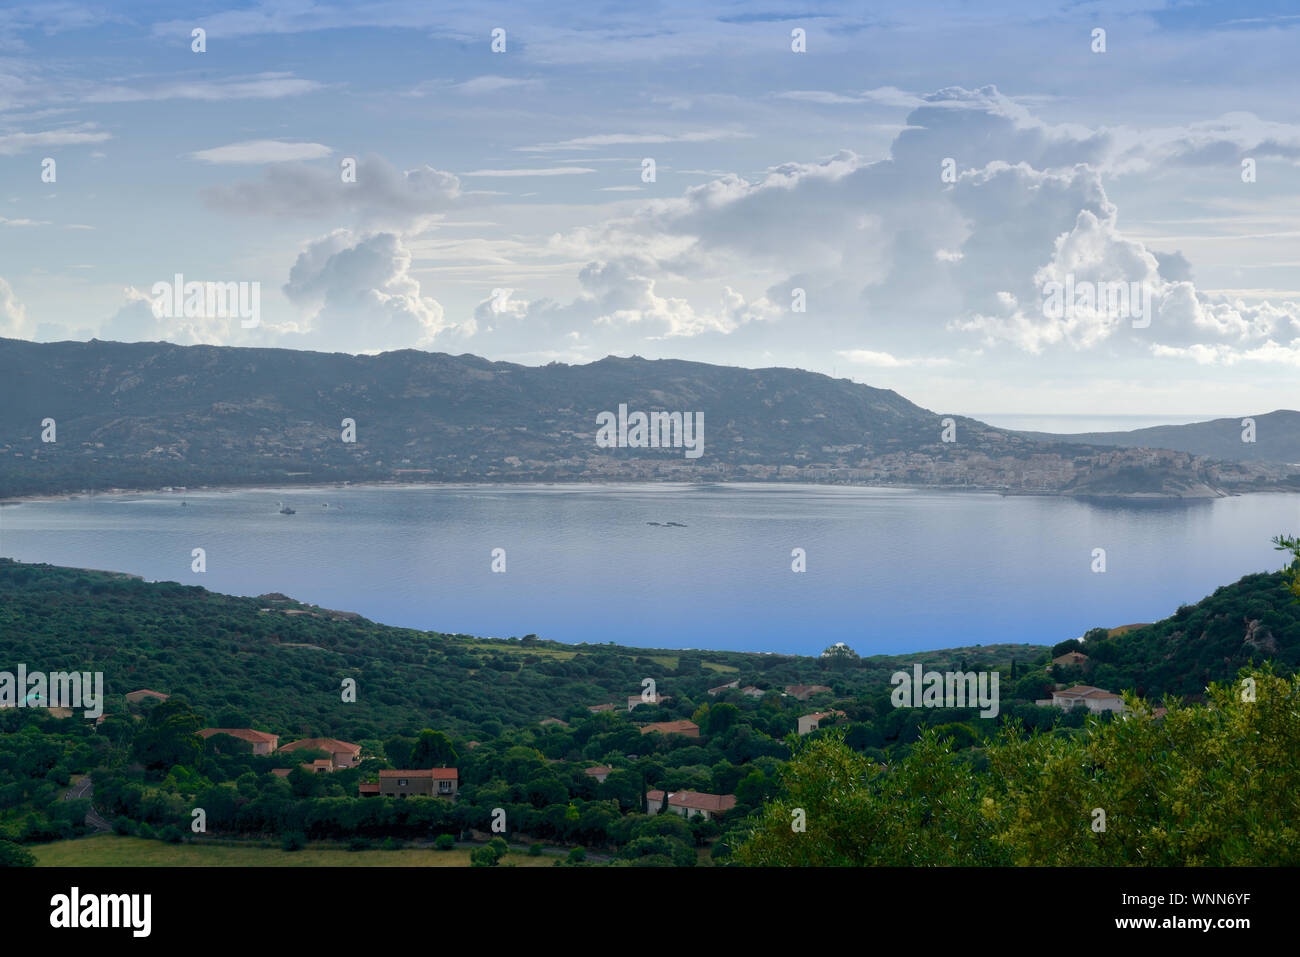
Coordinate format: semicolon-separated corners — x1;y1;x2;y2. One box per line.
2;483;1296;655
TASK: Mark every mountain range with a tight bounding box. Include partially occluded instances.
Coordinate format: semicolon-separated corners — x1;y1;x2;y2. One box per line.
1;337;1297;499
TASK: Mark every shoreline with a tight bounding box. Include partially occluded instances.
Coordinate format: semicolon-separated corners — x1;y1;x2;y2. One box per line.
3;476;1294;507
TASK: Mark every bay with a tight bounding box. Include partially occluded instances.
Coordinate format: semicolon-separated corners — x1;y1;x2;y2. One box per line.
1;483;1296;656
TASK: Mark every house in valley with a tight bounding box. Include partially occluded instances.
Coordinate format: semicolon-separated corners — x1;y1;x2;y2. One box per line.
125;689;170;704
627;693;672;711
645;789;737;821
639;720;699;738
277;737;362;770
1051;651;1089;667
1035;685;1125;714
377;768;458;799
797;709;847;735
197;728;279;755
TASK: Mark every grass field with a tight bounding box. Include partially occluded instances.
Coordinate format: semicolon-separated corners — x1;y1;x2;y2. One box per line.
33;834;562;867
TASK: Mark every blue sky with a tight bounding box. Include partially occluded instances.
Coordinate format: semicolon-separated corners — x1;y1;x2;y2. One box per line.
2;0;1299;417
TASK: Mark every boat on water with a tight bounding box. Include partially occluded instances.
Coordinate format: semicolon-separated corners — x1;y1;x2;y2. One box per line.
278;502;296;515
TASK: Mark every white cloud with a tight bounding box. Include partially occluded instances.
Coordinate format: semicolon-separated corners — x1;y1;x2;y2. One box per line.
516;130;752;152
836;350;954;367
203;154;461;230
99;286;237;346
0;127;111;155
283;230;456;352
0;278;34;338
461;167;597;177
84;72;322;103
189;140;333;164
453;75;539;95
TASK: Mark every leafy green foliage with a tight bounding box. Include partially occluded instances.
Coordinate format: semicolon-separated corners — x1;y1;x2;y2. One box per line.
737;667;1300;866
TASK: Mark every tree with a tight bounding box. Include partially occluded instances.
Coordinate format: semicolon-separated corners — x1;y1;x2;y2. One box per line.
131;697;203;771
1050;638;1082;657
1274;534;1300;601
383;735;414;768
821;643;859;671
700;703;739;736
409;730;458;769
737;669;1300;866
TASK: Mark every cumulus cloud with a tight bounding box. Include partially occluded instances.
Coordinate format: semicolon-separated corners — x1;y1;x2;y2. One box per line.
499;85;1300;367
282;230;454;352
203;154;461;231
99;286;239;345
0;278;34;338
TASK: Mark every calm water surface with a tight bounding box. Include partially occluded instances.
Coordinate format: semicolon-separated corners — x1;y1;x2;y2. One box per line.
2;483;1296;655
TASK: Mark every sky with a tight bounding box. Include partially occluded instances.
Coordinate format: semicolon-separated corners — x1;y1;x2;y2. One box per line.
1;0;1299;417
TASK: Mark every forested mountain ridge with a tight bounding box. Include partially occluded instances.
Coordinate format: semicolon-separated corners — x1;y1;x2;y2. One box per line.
3;338;1296;498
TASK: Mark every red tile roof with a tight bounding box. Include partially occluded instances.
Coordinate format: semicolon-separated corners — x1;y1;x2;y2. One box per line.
197;728;278;744
646;790;737;813
805;709;847;722
278;737;362;754
1055;685;1121;700
378;768;458;780
639;720;699;736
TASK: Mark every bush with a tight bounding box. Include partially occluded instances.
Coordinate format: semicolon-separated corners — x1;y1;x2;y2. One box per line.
0;840;36;867
111;816;135;836
469;845;498;867
567;846;586;863
488;836;509;857
281;831;306;852
434;833;456;851
159;825;183;844
527;842;543;857
347;837;373;852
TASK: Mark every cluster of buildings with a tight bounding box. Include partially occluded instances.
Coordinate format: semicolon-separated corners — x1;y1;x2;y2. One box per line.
196;726;463;798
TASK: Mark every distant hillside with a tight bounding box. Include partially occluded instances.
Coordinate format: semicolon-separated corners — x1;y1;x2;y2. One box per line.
0;558;1037;739
3;338;1294;498
1013;409;1300;463
1075;567;1300;698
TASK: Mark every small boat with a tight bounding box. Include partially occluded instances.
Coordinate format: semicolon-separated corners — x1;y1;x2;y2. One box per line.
278;502;296;515
181;501;187;507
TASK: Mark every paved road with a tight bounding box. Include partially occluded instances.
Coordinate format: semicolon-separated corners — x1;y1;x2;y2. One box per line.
63;774;112;832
